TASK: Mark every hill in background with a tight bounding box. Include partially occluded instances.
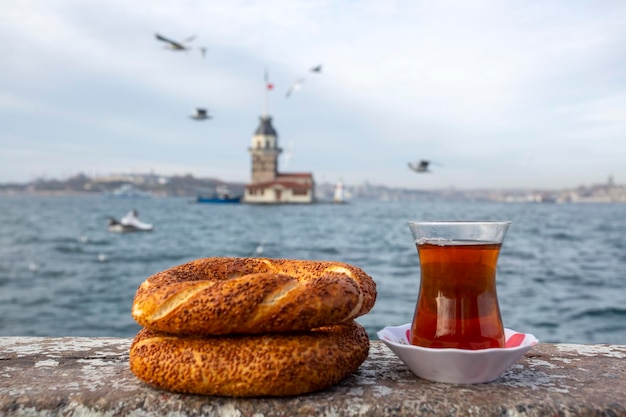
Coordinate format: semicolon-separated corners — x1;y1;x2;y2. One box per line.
0;172;624;203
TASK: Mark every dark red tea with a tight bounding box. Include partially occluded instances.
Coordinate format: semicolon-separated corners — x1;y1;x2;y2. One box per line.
410;241;505;350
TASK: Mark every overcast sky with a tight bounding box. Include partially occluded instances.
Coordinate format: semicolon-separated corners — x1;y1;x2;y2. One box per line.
2;0;625;189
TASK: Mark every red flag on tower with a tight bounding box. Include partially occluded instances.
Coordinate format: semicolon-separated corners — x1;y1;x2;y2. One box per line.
265;68;274;91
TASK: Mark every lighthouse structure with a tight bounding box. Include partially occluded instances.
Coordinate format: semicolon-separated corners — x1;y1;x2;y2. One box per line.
242;72;314;204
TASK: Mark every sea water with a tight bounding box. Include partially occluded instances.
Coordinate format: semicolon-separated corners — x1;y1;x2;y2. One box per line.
1;195;625;344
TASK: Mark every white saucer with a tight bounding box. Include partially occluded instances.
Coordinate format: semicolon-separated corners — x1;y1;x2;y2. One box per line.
377;323;538;384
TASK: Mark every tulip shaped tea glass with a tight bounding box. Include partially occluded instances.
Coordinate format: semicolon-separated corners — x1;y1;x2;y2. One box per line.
408;221;511;350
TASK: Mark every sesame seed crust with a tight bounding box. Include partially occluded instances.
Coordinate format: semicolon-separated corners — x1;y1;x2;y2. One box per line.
131;257;377;336
129;321;370;397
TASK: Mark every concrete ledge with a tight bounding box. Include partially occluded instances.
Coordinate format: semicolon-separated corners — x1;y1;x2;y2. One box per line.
1;337;625;416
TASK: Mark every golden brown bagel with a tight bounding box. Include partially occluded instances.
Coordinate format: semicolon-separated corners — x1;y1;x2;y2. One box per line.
131;257;376;335
129;321;369;397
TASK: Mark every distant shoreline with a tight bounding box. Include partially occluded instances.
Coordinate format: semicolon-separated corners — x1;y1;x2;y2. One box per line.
1;173;624;203
2;186;625;204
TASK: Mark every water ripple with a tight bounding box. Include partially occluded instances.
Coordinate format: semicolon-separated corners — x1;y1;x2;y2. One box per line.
0;196;625;344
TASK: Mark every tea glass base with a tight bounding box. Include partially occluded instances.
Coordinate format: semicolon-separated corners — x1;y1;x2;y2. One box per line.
377;323;538;384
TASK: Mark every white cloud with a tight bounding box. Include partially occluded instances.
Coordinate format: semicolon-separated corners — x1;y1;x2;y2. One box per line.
1;0;626;188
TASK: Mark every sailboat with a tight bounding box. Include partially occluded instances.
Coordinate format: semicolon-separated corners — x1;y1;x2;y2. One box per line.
333;181;347;204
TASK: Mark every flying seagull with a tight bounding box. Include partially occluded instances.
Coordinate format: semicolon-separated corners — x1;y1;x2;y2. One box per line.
310;64;323;73
190;108;211;120
286;78;305;98
155;33;196;51
408;160;436;173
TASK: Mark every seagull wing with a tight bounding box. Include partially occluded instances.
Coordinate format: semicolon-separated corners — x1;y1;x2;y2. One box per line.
155;33;187;49
408;161;430;172
155;33;175;44
285;79;305;98
310;64;322;73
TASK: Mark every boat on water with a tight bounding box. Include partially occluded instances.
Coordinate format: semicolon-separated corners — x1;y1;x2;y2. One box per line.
197;195;241;203
197;185;242;204
104;184;153;199
333;181;348;204
107;210;154;233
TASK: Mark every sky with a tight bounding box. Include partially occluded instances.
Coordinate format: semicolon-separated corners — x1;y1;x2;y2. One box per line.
1;0;626;190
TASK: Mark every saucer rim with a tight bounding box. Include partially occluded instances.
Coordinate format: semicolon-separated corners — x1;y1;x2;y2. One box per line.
376;323;539;354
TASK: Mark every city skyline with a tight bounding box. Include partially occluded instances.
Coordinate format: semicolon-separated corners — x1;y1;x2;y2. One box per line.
2;1;626;190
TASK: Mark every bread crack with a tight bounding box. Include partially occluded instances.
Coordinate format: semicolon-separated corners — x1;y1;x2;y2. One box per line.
260;280;299;305
150;283;214;321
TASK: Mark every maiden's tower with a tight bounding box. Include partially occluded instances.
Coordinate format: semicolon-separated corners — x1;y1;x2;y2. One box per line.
243;114;314;203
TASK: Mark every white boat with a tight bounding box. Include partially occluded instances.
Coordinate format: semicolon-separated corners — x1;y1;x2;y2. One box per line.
105;184;152;199
333;181;347;204
107;210;153;233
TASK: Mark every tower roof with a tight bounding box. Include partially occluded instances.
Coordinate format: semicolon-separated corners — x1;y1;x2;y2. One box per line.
254;115;277;137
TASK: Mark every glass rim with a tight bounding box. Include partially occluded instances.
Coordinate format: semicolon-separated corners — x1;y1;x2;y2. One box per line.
407;221;512;226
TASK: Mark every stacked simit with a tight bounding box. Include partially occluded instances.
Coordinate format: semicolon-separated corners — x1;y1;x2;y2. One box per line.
129;257;377;397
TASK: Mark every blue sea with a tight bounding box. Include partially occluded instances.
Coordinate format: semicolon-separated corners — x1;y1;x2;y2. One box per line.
1;195;625;345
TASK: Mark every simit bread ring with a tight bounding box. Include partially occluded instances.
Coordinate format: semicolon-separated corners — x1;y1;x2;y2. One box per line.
129;321;370;397
131;257;376;335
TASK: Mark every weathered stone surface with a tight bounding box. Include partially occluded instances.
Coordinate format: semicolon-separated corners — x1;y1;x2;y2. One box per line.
1;338;625;416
